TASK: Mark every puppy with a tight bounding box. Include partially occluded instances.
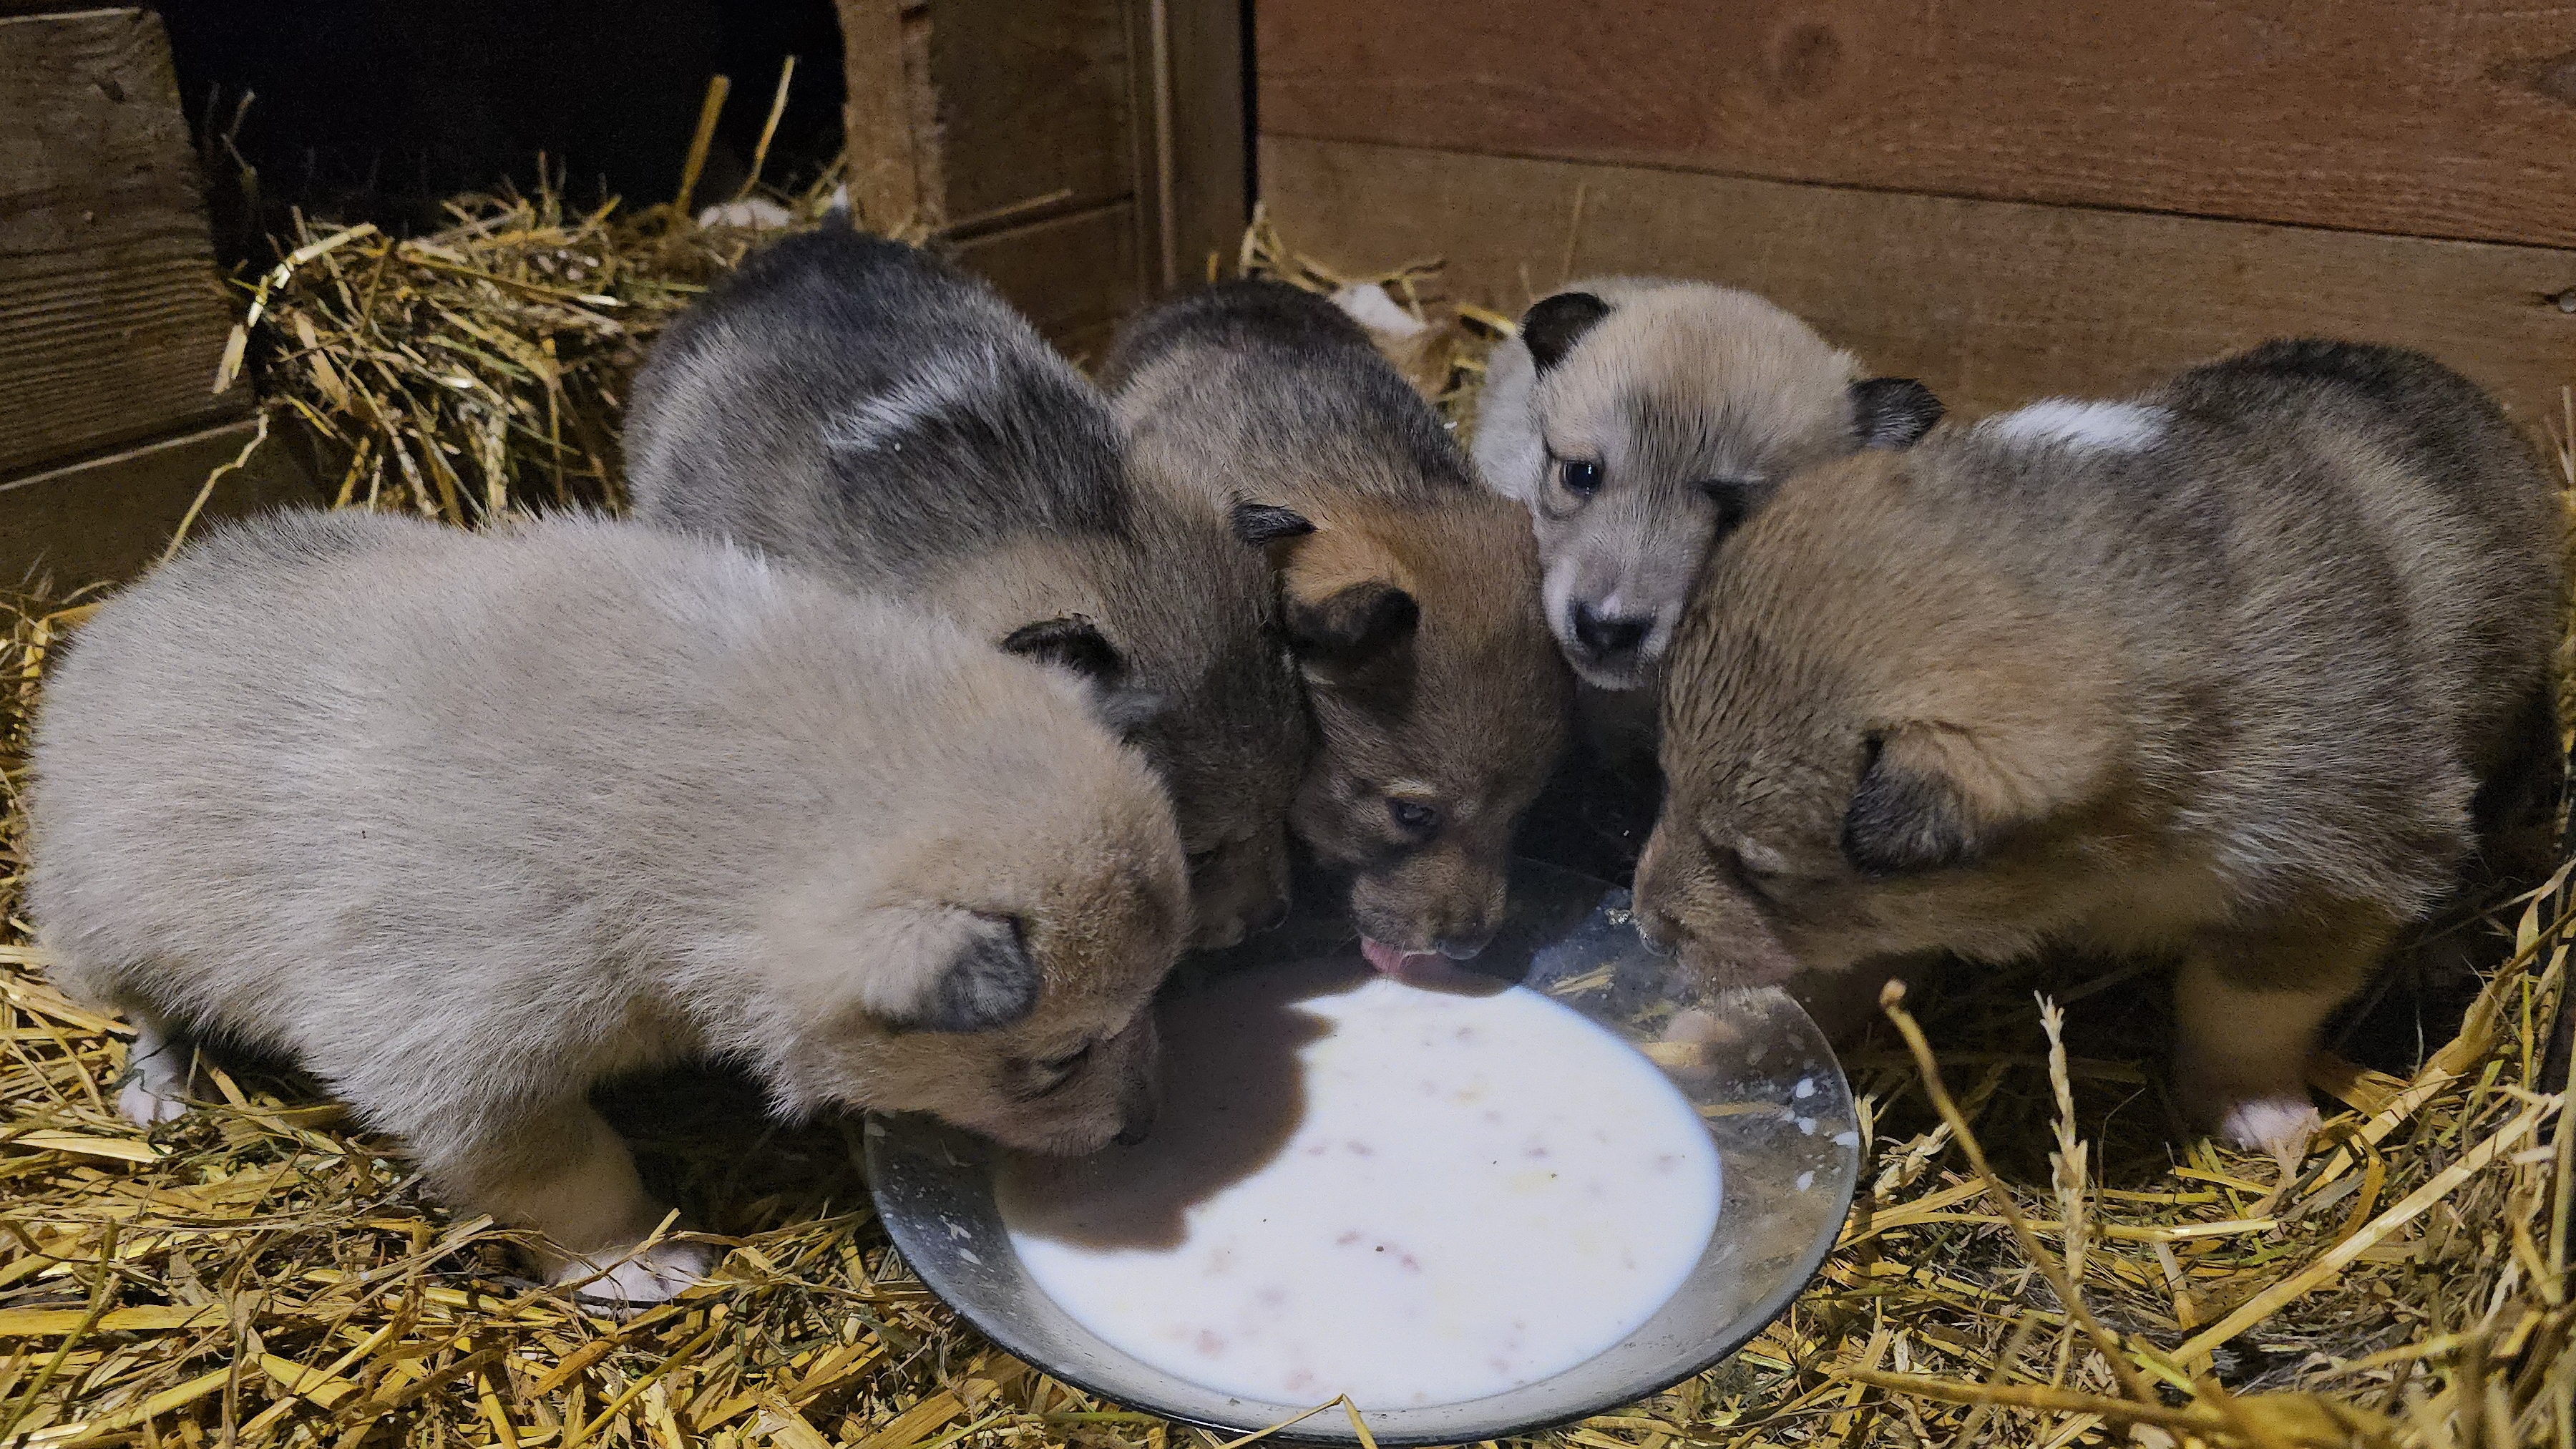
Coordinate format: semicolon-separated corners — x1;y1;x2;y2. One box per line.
31;512;1188;1302
626;225;1305;948
1633;340;2562;1156
1104;281;1575;974
1473;278;1941;691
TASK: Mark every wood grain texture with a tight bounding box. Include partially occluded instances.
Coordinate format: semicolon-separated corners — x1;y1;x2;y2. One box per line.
0;9;245;479
836;0;928;226
952;200;1143;366
930;0;1138;226
1260;137;2576;426
1256;0;2576;249
0;419;319;591
1156;0;1249;287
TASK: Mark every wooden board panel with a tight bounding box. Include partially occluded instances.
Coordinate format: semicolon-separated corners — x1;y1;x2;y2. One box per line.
0;9;246;478
1259;137;2576;428
0;419;320;592
930;0;1138;228
1153;0;1250;288
952;200;1143;366
1256;0;2576;250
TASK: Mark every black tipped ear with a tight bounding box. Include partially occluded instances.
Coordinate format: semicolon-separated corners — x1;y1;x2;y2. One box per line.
902;914;1041;1033
1285;580;1420;668
1520;292;1611;375
1231;501;1316;547
1001;615;1124;686
1851;378;1944;449
1840;733;1976;876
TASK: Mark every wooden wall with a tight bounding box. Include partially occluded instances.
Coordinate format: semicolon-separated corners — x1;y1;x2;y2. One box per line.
0;8;314;588
1254;0;2576;424
837;0;1247;363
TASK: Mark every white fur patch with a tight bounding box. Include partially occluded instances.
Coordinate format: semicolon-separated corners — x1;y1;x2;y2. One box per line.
1980;399;2169;453
1331;282;1428;339
556;1239;716;1309
2218;1094;2322;1165
826;346;1005;456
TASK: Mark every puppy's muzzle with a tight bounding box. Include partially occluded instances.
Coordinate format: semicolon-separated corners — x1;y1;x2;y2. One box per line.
1568;600;1652;665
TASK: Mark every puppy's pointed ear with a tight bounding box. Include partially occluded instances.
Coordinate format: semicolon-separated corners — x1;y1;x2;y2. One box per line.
1285;580;1419;675
1001;615;1123;686
1231;501;1316;547
1520;292;1611;375
857;907;1042;1033
1851;378;1943;449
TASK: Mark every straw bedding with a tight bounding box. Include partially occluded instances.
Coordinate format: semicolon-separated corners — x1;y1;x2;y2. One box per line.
0;179;2569;1449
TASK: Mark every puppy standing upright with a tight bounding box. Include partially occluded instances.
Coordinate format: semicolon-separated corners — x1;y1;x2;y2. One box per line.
626;225;1307;948
1473;278;1941;693
1106;281;1575;975
33;513;1189;1302
1633;341;2562;1153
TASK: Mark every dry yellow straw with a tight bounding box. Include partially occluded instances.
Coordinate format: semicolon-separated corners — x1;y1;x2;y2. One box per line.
1877;979;2156;1405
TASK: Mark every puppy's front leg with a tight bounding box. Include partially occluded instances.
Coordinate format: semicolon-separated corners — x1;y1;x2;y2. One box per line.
2174;915;2386;1164
436;1100;713;1307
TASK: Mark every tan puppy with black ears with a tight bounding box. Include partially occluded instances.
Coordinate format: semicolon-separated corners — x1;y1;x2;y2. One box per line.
32;511;1189;1305
1473;278;1941;693
1105;280;1576;975
1634;340;2562;1158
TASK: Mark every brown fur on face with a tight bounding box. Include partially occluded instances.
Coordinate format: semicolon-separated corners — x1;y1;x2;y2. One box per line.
1636;341;2563;1154
1104;281;1576;958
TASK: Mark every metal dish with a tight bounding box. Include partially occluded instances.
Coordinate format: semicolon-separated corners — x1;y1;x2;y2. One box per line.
865;859;1858;1445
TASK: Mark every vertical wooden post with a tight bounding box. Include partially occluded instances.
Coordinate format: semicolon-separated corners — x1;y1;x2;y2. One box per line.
834;0;927;230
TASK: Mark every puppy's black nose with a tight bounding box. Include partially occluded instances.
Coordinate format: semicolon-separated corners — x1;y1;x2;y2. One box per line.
1255;894;1294;933
1569;602;1652;660
1113;1122;1152;1147
1435;932;1493;960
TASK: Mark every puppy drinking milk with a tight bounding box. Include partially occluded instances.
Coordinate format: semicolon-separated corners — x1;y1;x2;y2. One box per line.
31;512;1188;1302
626;225;1305;948
1473;278;1941;691
1104;281;1576;975
1634;340;2562;1156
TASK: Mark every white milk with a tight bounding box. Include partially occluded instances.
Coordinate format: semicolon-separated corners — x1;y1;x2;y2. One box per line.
997;960;1720;1409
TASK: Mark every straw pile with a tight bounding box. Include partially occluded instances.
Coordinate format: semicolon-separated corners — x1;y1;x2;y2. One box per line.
0;189;2569;1448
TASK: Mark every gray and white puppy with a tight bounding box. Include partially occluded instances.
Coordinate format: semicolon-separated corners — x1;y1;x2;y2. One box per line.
1473;278;1942;691
1634;341;2562;1157
31;512;1187;1303
626;225;1306;949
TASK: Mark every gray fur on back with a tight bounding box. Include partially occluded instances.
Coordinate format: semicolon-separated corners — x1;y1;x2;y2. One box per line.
622;230;1307;930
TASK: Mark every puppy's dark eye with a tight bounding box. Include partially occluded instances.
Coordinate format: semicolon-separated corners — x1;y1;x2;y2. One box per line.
1387;799;1442;836
1558;459;1603;499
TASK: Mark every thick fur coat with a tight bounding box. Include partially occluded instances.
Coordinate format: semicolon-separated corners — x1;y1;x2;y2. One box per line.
31;512;1187;1300
1104;281;1574;972
626;228;1305;947
1634;341;2562;1153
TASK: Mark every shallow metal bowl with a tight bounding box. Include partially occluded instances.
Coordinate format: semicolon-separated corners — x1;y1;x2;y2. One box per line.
865;860;1858;1445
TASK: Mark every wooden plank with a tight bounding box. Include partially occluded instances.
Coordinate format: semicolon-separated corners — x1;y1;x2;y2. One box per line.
0;9;246;479
1258;137;2576;429
930;0;1139;230
836;0;929;228
1255;0;2576;250
0;419;321;592
1144;0;1249;288
951;200;1143;366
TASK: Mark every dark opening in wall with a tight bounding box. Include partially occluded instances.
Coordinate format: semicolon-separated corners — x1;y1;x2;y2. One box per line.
154;0;848;265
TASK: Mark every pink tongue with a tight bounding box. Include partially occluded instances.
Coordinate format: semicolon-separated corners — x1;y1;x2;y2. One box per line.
1360;937;1440;976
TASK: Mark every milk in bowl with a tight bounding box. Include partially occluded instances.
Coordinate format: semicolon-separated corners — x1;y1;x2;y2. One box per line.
996;959;1722;1410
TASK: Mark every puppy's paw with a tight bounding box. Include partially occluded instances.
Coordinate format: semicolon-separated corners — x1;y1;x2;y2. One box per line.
117;1073;192;1126
555;1239;716;1312
2215;1093;2321;1168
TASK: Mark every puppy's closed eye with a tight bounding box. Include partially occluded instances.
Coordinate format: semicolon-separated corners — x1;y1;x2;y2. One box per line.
1016;1042;1096;1098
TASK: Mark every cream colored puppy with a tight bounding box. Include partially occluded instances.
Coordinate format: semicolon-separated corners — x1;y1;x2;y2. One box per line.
31;511;1187;1303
